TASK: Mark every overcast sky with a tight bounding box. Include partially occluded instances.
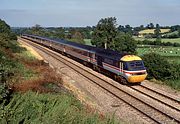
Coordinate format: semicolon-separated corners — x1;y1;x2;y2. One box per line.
0;0;180;27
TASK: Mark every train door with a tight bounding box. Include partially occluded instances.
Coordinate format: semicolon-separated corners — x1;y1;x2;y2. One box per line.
97;56;103;67
120;62;123;73
90;53;95;64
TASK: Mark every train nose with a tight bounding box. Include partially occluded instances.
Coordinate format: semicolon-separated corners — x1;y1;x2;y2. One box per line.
127;74;147;83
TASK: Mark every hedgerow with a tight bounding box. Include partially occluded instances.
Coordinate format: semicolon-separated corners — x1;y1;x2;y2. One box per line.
142;53;180;80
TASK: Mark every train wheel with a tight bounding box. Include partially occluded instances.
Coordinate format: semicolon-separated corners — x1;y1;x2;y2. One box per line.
114;75;118;81
93;65;97;70
121;77;128;85
83;61;87;66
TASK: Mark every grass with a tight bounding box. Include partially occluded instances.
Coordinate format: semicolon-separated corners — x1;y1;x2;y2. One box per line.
134;37;180;43
84;39;92;46
16;49;37;61
163;31;178;37
165;80;180;91
0;91;120;124
137;46;180;56
149;79;180;91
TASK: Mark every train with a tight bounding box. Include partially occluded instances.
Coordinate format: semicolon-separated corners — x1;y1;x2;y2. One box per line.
21;34;147;84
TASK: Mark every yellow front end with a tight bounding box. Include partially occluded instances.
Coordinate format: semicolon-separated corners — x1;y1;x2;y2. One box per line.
127;74;147;83
121;55;147;83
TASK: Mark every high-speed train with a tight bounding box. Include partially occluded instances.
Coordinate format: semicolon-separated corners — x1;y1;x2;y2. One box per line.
21;34;147;83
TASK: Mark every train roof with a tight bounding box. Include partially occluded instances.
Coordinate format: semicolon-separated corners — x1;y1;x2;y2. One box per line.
23;34;128;61
23;34;95;51
95;48;128;60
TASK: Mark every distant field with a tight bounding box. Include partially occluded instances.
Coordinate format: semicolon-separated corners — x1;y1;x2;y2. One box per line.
163;31;178;37
139;29;170;34
137;46;180;64
134;37;180;43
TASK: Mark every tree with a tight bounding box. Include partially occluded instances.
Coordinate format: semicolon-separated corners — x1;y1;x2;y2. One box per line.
178;28;180;37
92;17;137;54
124;25;133;35
118;25;125;32
118;25;133;35
0;19;17;41
0;19;11;34
54;27;65;39
92;17;118;49
71;30;84;44
110;32;137;54
154;24;161;38
149;23;154;29
25;24;45;36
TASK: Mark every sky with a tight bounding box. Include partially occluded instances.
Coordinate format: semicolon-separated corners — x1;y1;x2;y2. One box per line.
0;0;180;27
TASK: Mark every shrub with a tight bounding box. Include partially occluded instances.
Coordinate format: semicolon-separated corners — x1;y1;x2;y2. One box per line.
142;53;177;80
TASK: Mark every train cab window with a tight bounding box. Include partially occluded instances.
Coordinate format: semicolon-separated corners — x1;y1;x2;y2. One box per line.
125;60;145;71
123;63;128;70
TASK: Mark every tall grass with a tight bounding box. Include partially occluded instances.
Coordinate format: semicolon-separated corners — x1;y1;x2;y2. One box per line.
0;92;119;124
165;80;180;91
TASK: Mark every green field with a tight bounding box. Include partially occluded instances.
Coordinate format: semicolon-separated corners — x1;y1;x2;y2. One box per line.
84;39;92;45
137;46;180;64
134;37;180;43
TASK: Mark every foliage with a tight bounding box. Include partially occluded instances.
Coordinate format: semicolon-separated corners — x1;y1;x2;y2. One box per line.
68;29;85;44
118;25;133;35
92;17;137;53
142;53;180;80
0;83;10;103
111;32;137;54
0;92;119;124
170;25;180;32
0;19;11;34
178;28;180;37
92;17;118;49
154;24;161;38
0;19;17;41
25;25;88;44
165;79;180;91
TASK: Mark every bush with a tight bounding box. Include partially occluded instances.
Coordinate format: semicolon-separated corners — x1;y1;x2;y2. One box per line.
142;53;179;80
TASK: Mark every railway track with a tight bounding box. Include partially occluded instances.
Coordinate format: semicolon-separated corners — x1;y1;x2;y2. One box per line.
129;84;180;112
19;38;180;124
